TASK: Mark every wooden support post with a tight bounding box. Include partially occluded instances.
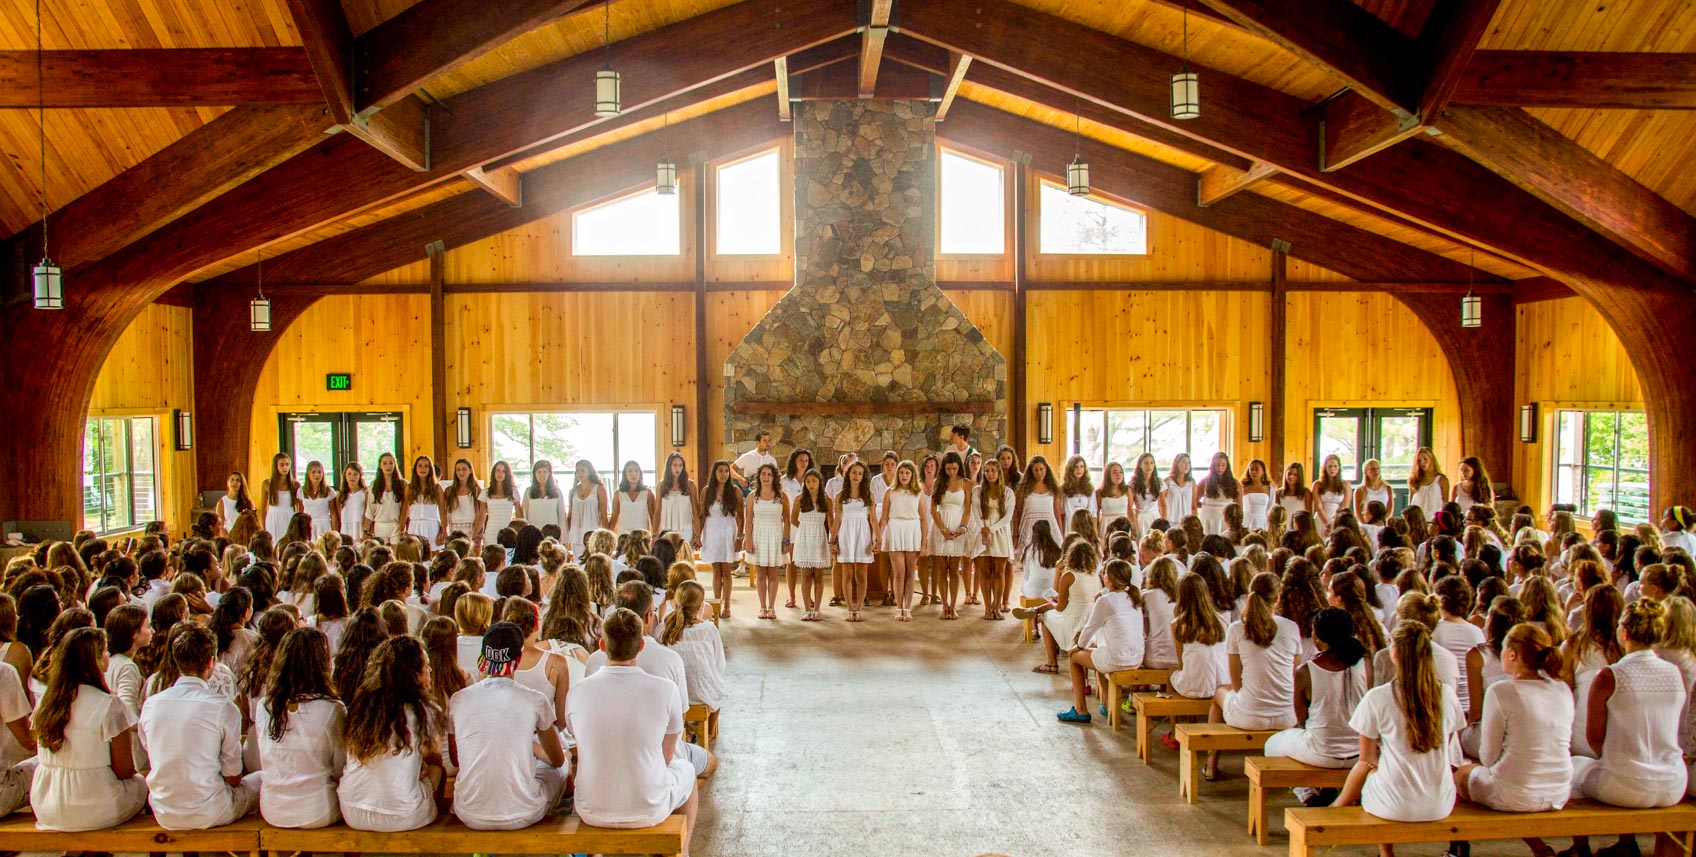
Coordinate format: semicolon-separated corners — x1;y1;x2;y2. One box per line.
1268;239;1289;475
1011;150;1030;454
428;241;449;467
692;152;712;486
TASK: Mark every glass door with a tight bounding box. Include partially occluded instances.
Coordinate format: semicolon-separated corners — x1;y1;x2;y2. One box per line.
280;412;404;478
1313;407;1433;514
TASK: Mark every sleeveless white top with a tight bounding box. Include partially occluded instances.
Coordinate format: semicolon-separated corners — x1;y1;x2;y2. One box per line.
1360;484;1392;513
614;488;652;535
1455;485;1481;514
1317;488;1348;521
1409;479;1445;515
526;493;564;530
1300;660;1370;761
659;489;694;539
567;486;601;547
1098;493;1129;527
481;490;517;534
446;492;478;528
1278;493;1308;515
367;489;402;527
218;496;243;530
1163;478;1195;520
1241;491;1271;530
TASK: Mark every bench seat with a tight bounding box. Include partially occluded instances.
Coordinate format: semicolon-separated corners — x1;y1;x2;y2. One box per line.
1286;801;1696;857
1130;692;1213;765
0;810;265;854
1174;723;1277;803
1244;756;1352;844
1097;668;1172;732
260;811;688;856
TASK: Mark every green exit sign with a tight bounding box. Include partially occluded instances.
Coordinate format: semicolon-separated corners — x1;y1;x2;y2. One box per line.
325;373;353;391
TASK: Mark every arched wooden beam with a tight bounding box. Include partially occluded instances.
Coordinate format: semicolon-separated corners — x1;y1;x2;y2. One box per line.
1391;291;1517;483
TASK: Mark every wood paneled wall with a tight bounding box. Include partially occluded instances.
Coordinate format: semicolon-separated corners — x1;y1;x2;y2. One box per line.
90;304;198;533
1514;296;1644;513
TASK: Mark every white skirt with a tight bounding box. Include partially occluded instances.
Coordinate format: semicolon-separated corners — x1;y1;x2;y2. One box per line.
836;503;874;564
793;512;831;569
1199;498;1231;535
700;510;739;564
750;517;787;567
885;518;922;553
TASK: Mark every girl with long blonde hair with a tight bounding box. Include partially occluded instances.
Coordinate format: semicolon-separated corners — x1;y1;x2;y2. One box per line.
1354;458;1392;520
261;453;303;542
975;459;1016;621
879;460;927;620
1407;447;1448;517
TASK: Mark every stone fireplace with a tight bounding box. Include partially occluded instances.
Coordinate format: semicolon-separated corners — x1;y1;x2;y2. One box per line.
721;100;1007;464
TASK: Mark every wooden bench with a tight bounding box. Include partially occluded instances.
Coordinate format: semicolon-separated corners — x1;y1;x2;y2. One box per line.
685;702;720;752
1245;756;1352;845
261;810;688;857
0;810;265;854
1096;668;1171;732
1286;801;1696;857
1130;692;1213;765
1174;723;1278;803
1019;596;1045;643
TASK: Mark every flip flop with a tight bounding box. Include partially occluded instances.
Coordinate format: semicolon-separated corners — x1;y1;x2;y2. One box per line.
1056;707;1092;724
1031;664;1059;673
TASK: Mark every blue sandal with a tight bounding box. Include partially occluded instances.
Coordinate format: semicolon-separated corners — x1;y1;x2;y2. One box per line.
1056;707;1092;723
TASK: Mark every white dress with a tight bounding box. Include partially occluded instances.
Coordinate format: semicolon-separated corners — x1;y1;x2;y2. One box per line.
1454;485;1479;515
1264;660;1369;768
1171;640;1227;699
1021;555;1057;600
933;489;969;558
1571;650;1688;808
659;489;694;541
406;498;442;544
1133;488;1161;534
1409;479;1445;516
30;686;149;831
976;486;1015;559
527;492;564;533
1278;493;1308;517
614;488;653;535
1317;489;1348;532
1041;570;1103;648
1198;493;1232;535
566;487;600;551
337;490;368;538
1062;493;1095;525
265;490;296;540
749;497;788;567
883;491;923;553
1360;484;1392;514
793;507;831;569
1163;478;1195;522
219;495;243;532
836;498;875;564
1241;490;1271;531
700;500;740;564
1350;682;1463;822
1432;619;1485;716
1098;493;1129;530
302;493;333;540
1465;677;1574;813
481;490;517;534
1221;615;1302;731
367;490;402;540
1016;491;1060;560
446;492;478;535
1570;646;1611;757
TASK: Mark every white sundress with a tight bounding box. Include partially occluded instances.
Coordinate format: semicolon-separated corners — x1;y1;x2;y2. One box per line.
700;500;740;564
527;492;564;533
615;488;653;536
1133;488;1161;535
1409;479;1445;516
1041;570;1103;648
1454;485;1480;515
1098;493;1129;531
978;486;1015;559
1317;489;1349;532
447;492;478;536
482;490;517;534
407;498;442;544
1021;553;1057;600
1242;490;1271;531
566;487;600;552
749;497;788;567
1360;484;1393;517
218;495;244;533
933;488;969;558
836;498;875;564
264;490;295;540
1016;491;1060;560
1062;493;1095;528
367;490;402;540
883;491;924;553
301;492;332;540
660;489;694;541
1198;493;1232;535
337;490;367;539
1164;478;1196;523
793;507;832;569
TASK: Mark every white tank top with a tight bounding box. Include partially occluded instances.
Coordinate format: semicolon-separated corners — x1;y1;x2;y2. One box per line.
615;488;652;534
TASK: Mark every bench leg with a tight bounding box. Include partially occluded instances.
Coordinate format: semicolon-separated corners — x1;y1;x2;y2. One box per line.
1289;820;1312;857
1108;677;1122;732
1137;709;1153;765
1179;746;1198;803
1248;778;1267;845
1655;831;1695;857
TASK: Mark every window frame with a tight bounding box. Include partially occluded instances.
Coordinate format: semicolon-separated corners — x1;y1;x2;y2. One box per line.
1032;176;1152;258
1550;406;1651;525
569;183;685;258
485;406;664;492
1063;402;1235;480
707;142;793;262
935;144;1013;260
83;413;159;536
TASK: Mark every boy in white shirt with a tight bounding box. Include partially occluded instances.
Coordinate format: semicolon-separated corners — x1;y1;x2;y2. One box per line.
568;608;698;845
138;624;258;829
448;622;568;831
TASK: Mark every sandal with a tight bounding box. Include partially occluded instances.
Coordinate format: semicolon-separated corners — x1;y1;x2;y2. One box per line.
785;599;796;609
1159;731;1181;750
1032;663;1059;674
1056;707;1092;724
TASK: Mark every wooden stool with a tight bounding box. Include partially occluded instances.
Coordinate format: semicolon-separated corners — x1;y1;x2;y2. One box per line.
1244;756;1351;845
1093;668;1172;731
684;702;719;752
1019;596;1045;643
1130;692;1212;765
1174;723;1277;803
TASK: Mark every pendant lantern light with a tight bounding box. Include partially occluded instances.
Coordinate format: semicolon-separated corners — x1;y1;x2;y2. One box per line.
1171;2;1201;121
656;109;677;195
594;0;620;117
1460;248;1481;329
1066;99;1089;196
31;0;61;310
250;251;271;332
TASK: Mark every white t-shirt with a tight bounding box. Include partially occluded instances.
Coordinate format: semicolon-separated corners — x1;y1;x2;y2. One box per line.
449;677;558;827
566;665;694;828
1432;619;1486;714
1142;589;1178;669
664;622;726;710
733;450;777;482
138;676;245;829
1350;682;1462;822
586;637;688;714
254;698;347;828
1223;615;1302;730
339;710;436;822
1474;676;1574;812
1077;591;1145;671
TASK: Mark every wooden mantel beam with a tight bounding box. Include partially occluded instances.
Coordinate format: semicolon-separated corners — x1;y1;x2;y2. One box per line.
0;49;323;108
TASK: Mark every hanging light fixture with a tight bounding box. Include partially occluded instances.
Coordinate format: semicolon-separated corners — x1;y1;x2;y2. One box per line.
1066;99;1089;196
655;109;677;195
1460;247;1481;329
593;0;620;117
250;250;271;332
1171;2;1201;121
31;0;61;310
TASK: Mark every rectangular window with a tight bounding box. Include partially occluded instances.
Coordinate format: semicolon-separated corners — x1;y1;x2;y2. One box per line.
489;410;658;493
1038;180;1149;255
1072;407;1227;478
1553;409;1650;524
938;149;1006;255
83;416;157;534
715;149;782;255
572;188;682;256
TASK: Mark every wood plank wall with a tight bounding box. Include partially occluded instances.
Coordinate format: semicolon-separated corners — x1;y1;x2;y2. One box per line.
89;303;197;533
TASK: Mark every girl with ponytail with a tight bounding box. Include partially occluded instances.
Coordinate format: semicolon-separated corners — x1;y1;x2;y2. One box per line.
1206;572;1300;779
1454;624;1572;840
1265;607;1371;775
1333;622;1463;839
660;580;725;713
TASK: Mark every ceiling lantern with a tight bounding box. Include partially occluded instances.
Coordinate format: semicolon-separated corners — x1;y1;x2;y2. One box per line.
1460;248;1481;328
1067;103;1089;196
594;1;620;117
656;109;677;194
250;250;271;332
1171;3;1200;120
31;0;61;310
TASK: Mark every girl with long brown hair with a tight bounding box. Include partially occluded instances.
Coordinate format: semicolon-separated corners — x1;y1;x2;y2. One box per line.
1453;623;1572;832
832;461;878;620
931;452;973;621
879;460;927;620
330;608;386;705
1207;571;1300;779
300;460;334;542
610;460;658;539
791;469;834;622
217;471;256;538
1240;458;1273;532
1128;453;1161;536
481;461;521;536
255;627;344;829
1014;455;1064;561
657;452;696;543
1094;460;1131;541
1333;622;1463;838
916;453;942;608
419;616;469;713
1312;454;1351;536
338;636;444;832
975;459;1016;621
1057;560;1142;724
330;463;368;541
444;459;486;546
261;453;303;542
365;453;406;541
1453;456;1494;516
1161;453;1196;524
698;460;743;618
1277;462;1311;519
779;449;815;610
565;459;607;559
1059;455;1096;525
1198;452;1239;536
399;455;444;549
540;565;599;650
523;459;565;536
1329;570;1389;654
745;463;792;621
30;626;147;831
1013;540;1102;675
1407;446;1448;517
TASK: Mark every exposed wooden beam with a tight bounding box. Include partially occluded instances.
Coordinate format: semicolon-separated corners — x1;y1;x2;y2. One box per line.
859;0;895;98
285;0;358;124
0;49;322;107
1510;276;1577;304
1414;0;1504;122
1268;239;1287;473
935;52;970;120
1197;161;1276;207
785;35;864;75
1453;51;1696;109
343;94;431;171
793;59;934;100
428;242;449;466
1198;0;1418;115
462;165;522;207
1144;0;1240;29
774;57;791;120
1321;90;1423;172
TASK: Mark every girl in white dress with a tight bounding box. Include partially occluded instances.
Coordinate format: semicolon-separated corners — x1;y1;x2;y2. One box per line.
1454;624;1572;848
300;461;334;542
610;460;658;538
255;627;346;829
1161;453;1196;525
833;462;877;620
331;463;369;541
217;470;256;538
916;454;941;608
565;460;606;555
1014;455;1064;562
480;461;521;536
1353;458;1393;520
656;452;696;542
1170;572;1228;698
962;452;985;608
1058;560;1143;724
338;637;444;832
1276;462;1312;520
781;449;815;611
1311;454;1351;536
1407;447;1449;517
1142;556;1182;671
975;460;1016;621
1059;455;1097;524
30;627;148;831
525;460;566;536
444;459;486;545
365;453;406;541
1130;453;1162;537
791;470;833;622
1197;452;1239;536
931;452;973;622
744;464;791;621
399;455;445;549
1239;458;1272;532
1453;456;1493;516
1013;540;1102;674
698;461;744;620
1095;461;1132;541
1265;607;1370;769
262;452;304;542
879;460;927;618
1207;572;1301;778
